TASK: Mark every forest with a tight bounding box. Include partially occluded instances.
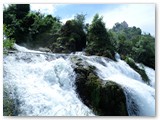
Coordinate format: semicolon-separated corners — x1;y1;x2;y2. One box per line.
3;4;155;69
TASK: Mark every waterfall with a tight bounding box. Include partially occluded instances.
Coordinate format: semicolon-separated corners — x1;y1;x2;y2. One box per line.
82;55;155;116
3;44;155;116
3;45;94;116
136;63;155;88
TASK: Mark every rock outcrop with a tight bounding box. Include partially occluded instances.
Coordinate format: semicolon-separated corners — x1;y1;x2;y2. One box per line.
71;56;128;116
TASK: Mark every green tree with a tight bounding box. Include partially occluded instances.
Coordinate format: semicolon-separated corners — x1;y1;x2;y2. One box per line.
117;34;132;57
112;21;141;40
73;14;86;50
51;14;86;52
87;14;110;47
132;34;155;68
86;14;115;59
3;4;62;48
29;13;62;47
74;14;86;29
3;4;30;44
110;21;155;68
15;4;30;19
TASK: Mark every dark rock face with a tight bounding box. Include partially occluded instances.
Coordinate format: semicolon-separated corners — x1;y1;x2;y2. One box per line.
71;57;128;116
99;81;128;115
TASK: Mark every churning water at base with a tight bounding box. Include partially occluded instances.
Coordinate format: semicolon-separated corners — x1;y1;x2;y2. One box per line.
3;44;155;116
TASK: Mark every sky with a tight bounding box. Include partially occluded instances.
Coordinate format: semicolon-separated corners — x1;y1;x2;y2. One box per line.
20;4;155;36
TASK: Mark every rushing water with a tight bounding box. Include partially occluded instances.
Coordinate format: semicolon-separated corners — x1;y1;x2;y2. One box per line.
4;45;94;116
3;44;155;116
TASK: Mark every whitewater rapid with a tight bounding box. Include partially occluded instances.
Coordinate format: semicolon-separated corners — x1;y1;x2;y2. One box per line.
4;45;94;116
3;44;155;116
82;55;155;116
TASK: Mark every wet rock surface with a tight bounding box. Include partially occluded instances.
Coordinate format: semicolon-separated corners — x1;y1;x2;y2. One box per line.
71;56;128;116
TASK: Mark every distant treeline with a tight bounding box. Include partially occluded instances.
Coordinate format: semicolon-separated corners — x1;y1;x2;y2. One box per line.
3;4;155;69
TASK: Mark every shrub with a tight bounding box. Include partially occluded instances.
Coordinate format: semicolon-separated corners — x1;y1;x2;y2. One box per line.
3;38;15;50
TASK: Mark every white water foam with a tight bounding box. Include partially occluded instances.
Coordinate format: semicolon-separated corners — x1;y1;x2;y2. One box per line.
4;44;155;116
3;49;94;116
84;56;155;116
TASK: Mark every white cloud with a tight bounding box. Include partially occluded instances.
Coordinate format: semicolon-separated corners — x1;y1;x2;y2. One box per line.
61;15;75;24
30;4;155;36
30;4;68;15
100;4;155;36
30;4;57;15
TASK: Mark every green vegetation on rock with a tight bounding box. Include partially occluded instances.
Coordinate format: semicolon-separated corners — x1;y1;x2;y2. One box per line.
3;24;15;53
72;57;128;116
3;87;18;116
3;38;15;50
125;57;150;84
99;81;128;115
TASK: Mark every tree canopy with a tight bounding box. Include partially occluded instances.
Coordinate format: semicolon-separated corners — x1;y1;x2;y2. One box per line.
3;4;155;69
86;14;115;59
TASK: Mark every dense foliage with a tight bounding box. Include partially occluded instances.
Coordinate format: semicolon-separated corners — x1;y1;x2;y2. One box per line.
109;21;155;68
3;4;62;48
50;14;86;53
3;24;15;54
86;14;115;59
3;4;155;68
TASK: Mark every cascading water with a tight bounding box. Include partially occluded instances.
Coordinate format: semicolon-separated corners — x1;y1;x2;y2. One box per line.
80;54;155;116
3;45;94;116
136;63;155;88
3;44;155;116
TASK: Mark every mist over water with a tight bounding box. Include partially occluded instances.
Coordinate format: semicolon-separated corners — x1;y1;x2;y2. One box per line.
3;44;155;116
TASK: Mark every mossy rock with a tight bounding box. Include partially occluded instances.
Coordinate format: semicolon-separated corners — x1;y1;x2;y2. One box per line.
99;81;128;116
125;57;150;84
3;87;18;116
85;73;102;108
74;61;128;116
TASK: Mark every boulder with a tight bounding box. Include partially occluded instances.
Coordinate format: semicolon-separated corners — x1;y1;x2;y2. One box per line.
99;81;128;115
72;57;128;116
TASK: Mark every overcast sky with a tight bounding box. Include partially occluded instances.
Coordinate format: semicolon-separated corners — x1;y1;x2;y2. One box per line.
30;4;155;36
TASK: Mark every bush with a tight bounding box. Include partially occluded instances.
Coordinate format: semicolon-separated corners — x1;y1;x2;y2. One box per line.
3;38;15;50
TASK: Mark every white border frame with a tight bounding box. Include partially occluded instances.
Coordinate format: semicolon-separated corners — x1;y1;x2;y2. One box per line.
0;0;159;120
